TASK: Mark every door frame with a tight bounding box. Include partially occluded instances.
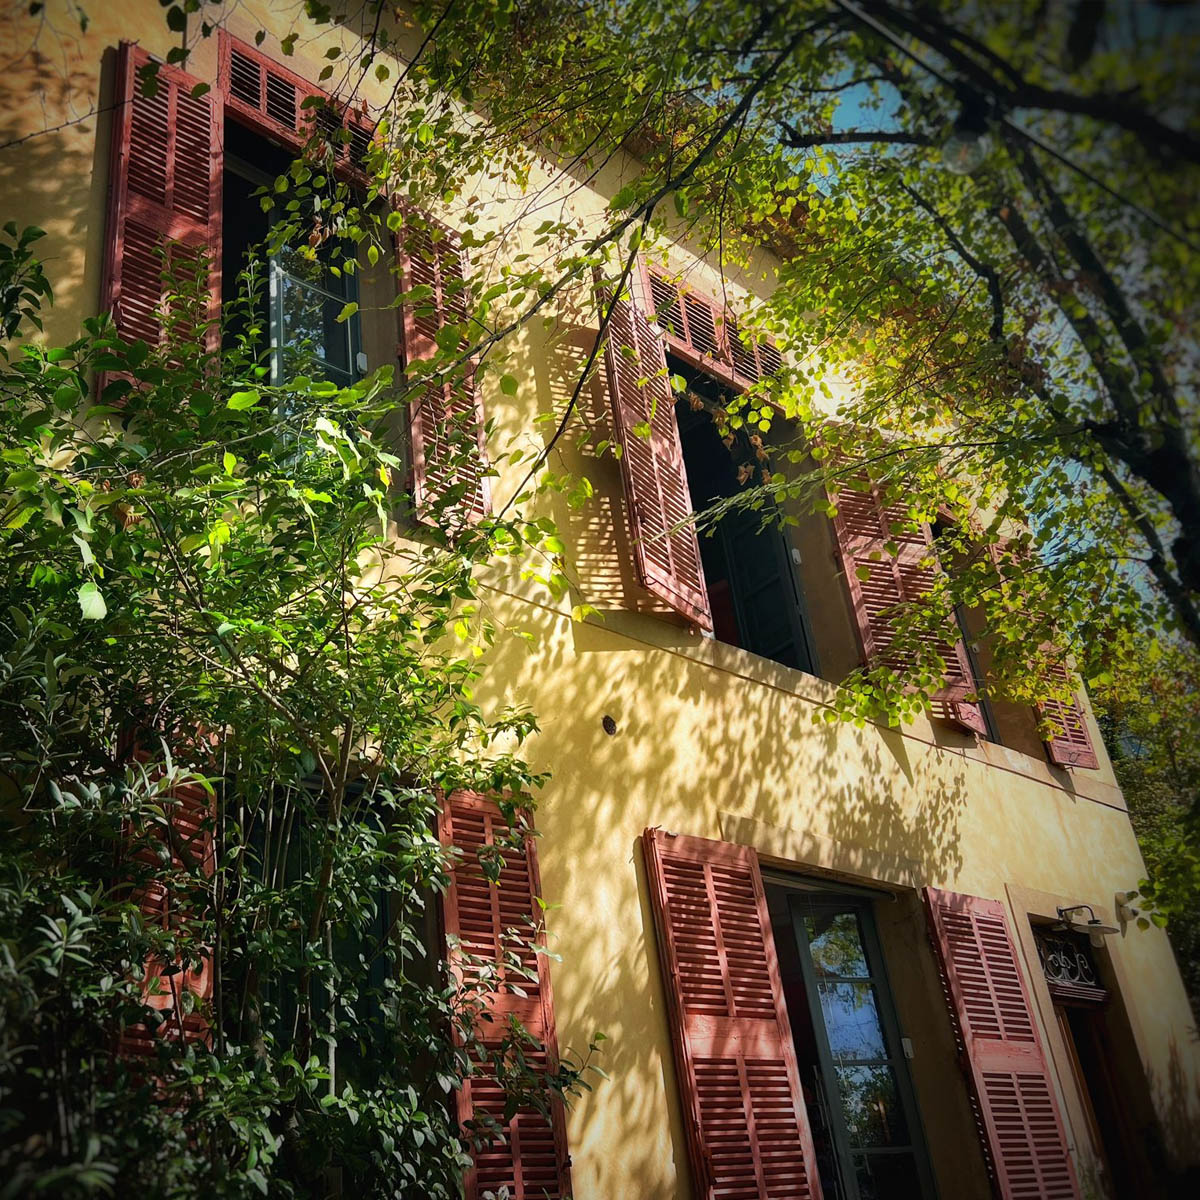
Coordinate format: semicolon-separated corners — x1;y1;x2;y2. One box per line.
1005;883;1160;1199
771;878;940;1200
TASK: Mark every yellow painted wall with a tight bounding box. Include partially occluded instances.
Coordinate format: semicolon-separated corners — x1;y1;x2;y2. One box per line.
2;5;1197;1198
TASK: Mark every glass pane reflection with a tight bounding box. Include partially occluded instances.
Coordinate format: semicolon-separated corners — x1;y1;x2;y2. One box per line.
818;981;888;1062
805;911;869;977
836;1065;909;1148
279;277;351;377
275;246;351;298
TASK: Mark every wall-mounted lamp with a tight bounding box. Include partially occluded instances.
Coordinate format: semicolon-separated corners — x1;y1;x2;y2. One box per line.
1055;904;1119;948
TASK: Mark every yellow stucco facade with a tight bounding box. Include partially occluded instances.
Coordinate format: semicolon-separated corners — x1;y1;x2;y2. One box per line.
2;4;1197;1197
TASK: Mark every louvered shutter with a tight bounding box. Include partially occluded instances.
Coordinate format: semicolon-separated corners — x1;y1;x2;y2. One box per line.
1037;661;1099;769
831;479;986;733
118;778;215;1057
642;828;822;1200
397;217;490;524
101;42;221;352
985;541;1098;767
219;32;373;170
923;888;1080;1200
643;267;782;388
438;792;572;1200
599;274;713;629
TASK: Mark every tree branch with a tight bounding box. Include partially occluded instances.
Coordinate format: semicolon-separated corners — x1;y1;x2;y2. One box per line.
782;124;932;149
855;0;1200;164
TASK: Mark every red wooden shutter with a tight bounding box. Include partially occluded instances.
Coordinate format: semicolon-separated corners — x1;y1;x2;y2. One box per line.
397;217;490;524
118;777;215;1058
599;274;713;630
642;827;822;1200
831;479;986;733
987;542;1098;768
1037;660;1099;769
438;792;572;1200
643;267;782;387
923;888;1080;1200
101;42;222;352
219;32;373;170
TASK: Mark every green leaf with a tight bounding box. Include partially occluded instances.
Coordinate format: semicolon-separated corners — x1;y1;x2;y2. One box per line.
227;390;260;410
77;582;106;621
6;469;39;490
71;534;95;567
5;505;37;530
499;374;518;396
336;302;359;324
223;451;236;475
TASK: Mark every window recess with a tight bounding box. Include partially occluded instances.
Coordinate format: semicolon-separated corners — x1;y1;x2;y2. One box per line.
674;357;817;673
222;123;365;391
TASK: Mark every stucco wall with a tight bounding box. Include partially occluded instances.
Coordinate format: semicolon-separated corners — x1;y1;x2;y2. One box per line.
2;4;1197;1197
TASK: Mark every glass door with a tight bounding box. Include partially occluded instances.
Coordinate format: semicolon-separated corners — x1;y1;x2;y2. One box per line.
784;891;937;1200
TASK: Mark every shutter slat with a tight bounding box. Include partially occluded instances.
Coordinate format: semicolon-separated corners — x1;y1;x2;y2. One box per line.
439;793;572;1200
599;274;713;630
101;43;221;353
923;888;1080;1200
642;267;782;389
643;828;822;1200
397;217;491;525
831;478;986;733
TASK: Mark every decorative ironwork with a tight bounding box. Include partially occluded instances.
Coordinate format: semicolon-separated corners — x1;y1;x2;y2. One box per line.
1033;926;1109;1005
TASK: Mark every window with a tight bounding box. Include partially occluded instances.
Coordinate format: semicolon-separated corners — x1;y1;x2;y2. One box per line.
269;245;361;388
600;267;818;672
644;831;1083;1200
765;881;937;1200
673;357;816;672
222;120;364;389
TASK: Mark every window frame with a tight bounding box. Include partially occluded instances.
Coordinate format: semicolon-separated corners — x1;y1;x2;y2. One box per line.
224;142;366;391
665;359;820;675
772;878;939;1200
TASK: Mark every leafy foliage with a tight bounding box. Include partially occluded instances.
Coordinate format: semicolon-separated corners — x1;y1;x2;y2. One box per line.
1097;645;1200;1018
4;0;1200;1182
0;226;597;1196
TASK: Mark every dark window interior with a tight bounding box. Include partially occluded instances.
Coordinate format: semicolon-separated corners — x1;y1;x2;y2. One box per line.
1058;1001;1144;1199
222;120;290;353
932;517;999;742
222;120;361;387
672;354;815;673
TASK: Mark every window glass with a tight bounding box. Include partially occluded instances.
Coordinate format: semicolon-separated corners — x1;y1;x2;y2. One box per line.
772;891;937;1200
806;911;870;977
836;1064;910;1146
853;1152;923;1200
271;245;358;387
818;981;889;1061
